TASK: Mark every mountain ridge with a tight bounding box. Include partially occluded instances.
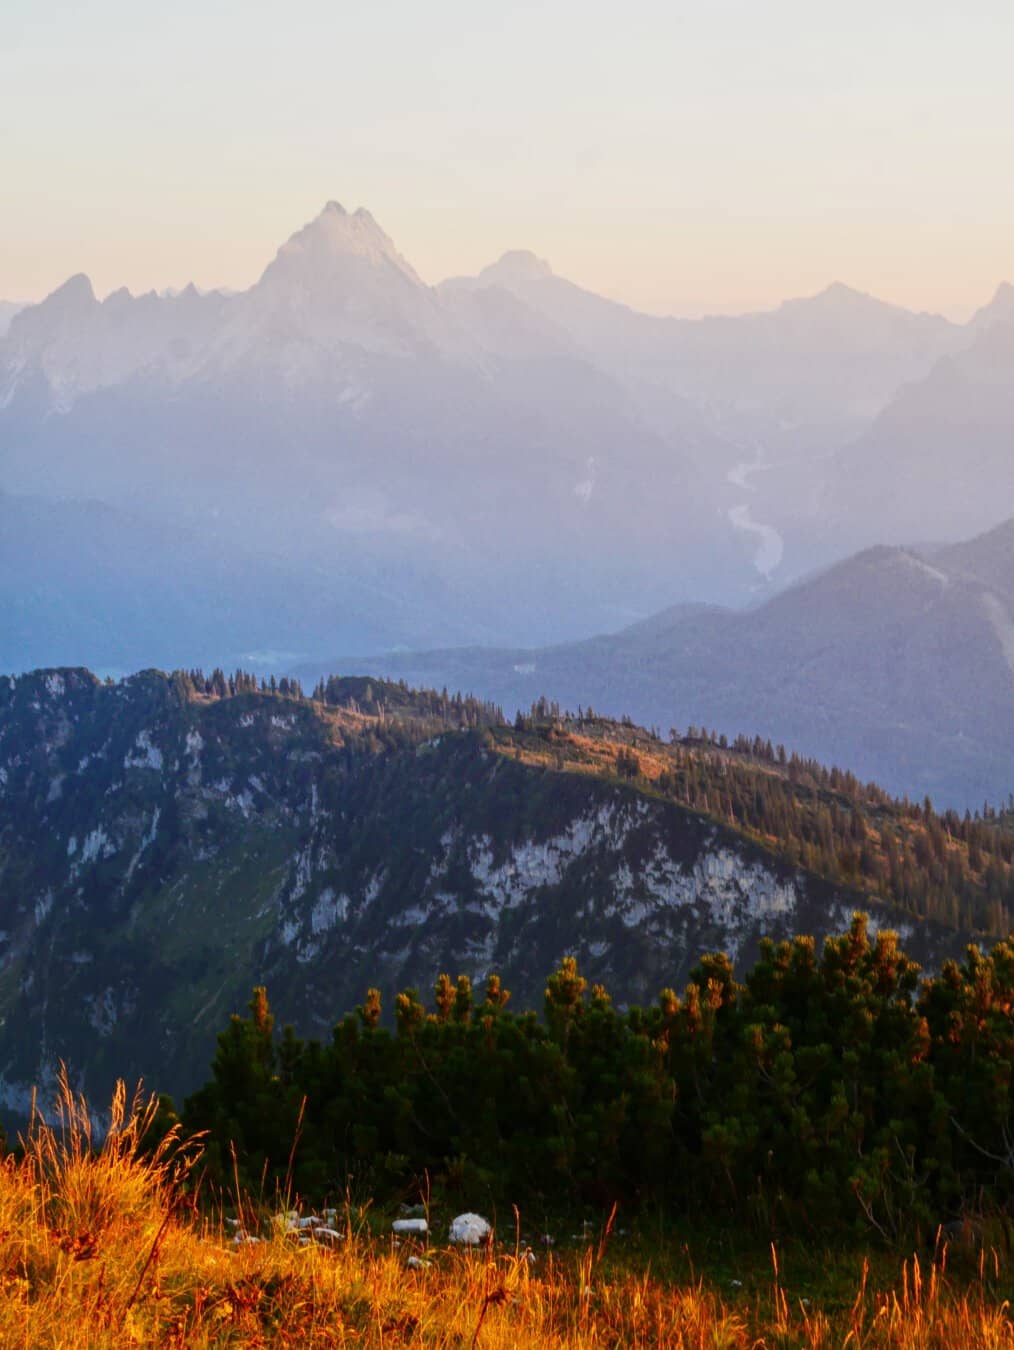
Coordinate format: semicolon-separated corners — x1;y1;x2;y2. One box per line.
1;665;1001;1113
3;198;1013;680
305;518;1014;811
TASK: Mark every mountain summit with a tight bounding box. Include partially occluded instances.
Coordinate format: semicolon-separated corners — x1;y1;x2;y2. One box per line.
970;280;1014;331
257;200;424;293
8;273;97;338
239;200;462;362
478;249;554;285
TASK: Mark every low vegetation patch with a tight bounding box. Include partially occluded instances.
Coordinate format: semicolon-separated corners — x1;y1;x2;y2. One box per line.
2;1074;1014;1345
178;918;1014;1245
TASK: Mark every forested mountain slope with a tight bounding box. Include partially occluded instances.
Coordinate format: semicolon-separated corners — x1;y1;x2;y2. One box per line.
0;669;1007;1113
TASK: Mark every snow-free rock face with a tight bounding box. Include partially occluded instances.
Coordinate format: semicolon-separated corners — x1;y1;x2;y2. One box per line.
0;670;963;1116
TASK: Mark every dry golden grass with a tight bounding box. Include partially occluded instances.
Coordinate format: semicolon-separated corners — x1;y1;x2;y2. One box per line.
0;1077;1012;1347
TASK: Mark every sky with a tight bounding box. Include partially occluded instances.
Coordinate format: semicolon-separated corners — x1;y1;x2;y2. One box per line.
3;1;1014;318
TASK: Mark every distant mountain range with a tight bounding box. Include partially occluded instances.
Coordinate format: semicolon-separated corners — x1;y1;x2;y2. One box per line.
3;201;1011;811
0;669;988;1112
303;519;1014;810
0;204;735;658
444;257;962;461
4;200;1012;681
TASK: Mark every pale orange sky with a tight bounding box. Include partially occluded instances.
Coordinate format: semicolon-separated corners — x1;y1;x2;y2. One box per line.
3;1;1013;319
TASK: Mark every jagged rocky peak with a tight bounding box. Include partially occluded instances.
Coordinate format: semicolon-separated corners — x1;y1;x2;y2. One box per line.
478;249;554;287
970;280;1014;330
9;273;98;337
782;280;894;318
101;286;136;311
257;199;424;292
817;280;867;302
44;272;97;309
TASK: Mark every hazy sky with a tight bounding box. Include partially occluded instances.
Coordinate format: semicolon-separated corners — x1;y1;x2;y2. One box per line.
3;1;1013;317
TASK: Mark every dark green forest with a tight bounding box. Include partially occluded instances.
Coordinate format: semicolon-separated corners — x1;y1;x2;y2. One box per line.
176;915;1014;1243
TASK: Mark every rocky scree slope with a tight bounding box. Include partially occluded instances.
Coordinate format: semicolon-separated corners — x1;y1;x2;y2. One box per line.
0;669;970;1112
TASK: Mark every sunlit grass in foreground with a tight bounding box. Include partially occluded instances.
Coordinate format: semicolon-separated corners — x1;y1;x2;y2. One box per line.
0;1076;1012;1347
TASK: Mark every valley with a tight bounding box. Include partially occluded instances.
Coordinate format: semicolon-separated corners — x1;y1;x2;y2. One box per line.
724;448;785;579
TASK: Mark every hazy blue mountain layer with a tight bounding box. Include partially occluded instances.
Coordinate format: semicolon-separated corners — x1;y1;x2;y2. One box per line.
309;519;1014;811
3;201;1007;680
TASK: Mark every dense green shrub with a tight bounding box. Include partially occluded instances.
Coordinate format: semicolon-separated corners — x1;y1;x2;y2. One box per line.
181;914;1014;1241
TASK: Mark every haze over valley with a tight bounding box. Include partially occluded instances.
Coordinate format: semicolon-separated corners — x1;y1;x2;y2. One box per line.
318;518;1014;811
2;201;1012;811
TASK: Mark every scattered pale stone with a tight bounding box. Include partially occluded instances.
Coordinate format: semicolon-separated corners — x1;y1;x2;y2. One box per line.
449;1213;491;1245
393;1217;428;1235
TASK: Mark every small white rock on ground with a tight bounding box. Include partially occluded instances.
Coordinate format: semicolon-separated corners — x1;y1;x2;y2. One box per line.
392;1218;428;1235
449;1213;491;1245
